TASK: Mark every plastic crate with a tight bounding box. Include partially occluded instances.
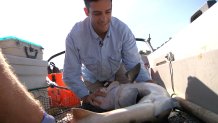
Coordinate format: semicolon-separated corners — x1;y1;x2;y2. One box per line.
29;73;81;122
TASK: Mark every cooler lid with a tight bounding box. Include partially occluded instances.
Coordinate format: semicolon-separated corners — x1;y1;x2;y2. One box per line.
0;36;43;48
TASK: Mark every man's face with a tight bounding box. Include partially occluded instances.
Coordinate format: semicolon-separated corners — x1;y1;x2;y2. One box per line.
87;0;112;37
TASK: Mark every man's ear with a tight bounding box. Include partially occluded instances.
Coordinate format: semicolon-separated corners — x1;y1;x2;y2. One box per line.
84;7;89;16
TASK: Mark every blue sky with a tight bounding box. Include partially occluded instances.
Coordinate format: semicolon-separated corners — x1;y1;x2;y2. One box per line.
0;0;207;67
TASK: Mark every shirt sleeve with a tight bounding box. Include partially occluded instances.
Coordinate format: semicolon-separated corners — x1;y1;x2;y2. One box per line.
63;32;89;98
121;27;151;82
41;112;55;123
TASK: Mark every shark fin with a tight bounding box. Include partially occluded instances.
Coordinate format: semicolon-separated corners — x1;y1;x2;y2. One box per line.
72;108;97;120
125;63;141;83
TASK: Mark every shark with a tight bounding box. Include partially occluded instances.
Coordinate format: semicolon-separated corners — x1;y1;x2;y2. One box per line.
70;63;177;123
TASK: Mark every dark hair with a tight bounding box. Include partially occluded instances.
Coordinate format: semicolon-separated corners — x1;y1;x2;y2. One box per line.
84;0;112;9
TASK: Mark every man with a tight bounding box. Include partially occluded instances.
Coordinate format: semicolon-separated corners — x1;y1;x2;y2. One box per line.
63;0;152;111
0;51;55;123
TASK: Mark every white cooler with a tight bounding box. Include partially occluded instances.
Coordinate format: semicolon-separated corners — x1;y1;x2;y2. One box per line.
5;55;48;90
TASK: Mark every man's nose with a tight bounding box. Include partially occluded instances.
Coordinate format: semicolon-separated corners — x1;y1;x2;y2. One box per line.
100;13;107;23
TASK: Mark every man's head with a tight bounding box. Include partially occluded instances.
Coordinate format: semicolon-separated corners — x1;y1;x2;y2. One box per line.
84;0;112;38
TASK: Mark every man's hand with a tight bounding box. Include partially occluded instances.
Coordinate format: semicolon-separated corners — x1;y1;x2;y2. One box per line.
82;88;107;107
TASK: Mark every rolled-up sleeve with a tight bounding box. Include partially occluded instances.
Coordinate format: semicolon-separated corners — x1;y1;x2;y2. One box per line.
121;28;151;82
63;32;89;98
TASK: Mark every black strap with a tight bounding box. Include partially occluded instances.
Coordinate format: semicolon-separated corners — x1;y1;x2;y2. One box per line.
47;51;65;62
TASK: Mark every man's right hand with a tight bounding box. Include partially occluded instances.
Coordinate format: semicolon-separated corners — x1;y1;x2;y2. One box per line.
82;88;107;107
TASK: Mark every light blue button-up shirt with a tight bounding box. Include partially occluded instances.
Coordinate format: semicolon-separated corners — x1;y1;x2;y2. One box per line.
63;17;151;98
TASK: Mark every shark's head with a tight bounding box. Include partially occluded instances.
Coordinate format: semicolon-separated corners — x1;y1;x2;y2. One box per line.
95;81;139;110
95;63;142;110
94;81;119;110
